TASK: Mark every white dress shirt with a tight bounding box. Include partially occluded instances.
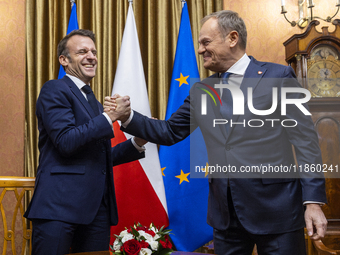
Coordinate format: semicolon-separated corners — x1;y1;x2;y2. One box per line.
66;74;144;152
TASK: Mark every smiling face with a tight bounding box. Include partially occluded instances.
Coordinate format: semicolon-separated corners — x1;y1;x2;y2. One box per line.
59;35;97;84
198;18;242;73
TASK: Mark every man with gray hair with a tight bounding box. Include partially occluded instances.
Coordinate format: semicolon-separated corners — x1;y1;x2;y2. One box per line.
106;10;327;255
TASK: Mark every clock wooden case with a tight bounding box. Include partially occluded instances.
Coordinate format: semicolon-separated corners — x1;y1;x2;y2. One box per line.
284;20;340;107
284;20;340;248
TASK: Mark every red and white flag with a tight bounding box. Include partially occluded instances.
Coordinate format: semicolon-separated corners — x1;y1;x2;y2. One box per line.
110;2;169;241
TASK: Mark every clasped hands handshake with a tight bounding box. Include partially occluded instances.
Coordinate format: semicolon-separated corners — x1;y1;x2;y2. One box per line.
104;94;130;123
104;94;147;147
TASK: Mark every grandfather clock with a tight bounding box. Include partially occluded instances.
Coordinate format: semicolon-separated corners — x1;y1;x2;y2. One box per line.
284;20;340;249
284;20;340;102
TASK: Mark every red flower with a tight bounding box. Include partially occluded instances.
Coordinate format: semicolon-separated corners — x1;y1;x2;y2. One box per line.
128;226;156;237
140;240;149;248
136;226;148;231
123;239;142;255
160;235;172;249
145;230;156;237
136;227;155;237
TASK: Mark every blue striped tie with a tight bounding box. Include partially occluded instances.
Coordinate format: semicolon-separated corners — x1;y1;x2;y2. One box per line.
82;85;100;116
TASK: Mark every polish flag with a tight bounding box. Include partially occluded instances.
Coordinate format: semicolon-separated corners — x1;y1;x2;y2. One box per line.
109;2;169;241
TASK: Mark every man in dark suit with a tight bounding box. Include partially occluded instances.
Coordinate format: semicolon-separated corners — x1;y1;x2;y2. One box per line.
24;29;146;255
105;11;327;255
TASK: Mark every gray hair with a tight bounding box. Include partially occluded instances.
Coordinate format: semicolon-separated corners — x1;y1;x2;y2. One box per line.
202;10;247;50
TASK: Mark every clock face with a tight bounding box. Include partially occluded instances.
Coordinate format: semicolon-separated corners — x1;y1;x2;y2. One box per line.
307;46;340;97
307;60;340;97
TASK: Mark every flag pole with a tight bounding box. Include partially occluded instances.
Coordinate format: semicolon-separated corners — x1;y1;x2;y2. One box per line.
70;0;75;8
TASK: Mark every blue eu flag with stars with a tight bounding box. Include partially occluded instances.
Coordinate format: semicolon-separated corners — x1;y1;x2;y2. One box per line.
158;2;213;252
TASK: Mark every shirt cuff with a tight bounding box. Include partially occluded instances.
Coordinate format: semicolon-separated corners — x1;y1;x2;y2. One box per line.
121;111;134;128
131;137;146;153
303;201;325;206
103;112;113;128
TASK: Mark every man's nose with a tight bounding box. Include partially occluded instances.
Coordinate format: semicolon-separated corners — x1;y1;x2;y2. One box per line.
198;44;205;55
86;51;97;59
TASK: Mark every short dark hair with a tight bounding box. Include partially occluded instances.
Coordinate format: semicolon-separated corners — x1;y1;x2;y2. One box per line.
57;29;96;58
201;10;247;50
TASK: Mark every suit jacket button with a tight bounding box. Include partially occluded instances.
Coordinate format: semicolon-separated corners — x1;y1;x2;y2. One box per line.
102;169;106;175
225;145;231;151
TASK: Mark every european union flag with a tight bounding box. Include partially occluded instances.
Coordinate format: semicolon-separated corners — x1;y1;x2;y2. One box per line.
58;3;79;79
159;2;213;252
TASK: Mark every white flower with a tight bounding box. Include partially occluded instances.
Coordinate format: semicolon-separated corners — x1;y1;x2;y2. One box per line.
150;226;158;234
119;230;129;238
113;239;121;252
138;230;154;242
149;240;159;251
139;248;152;255
153;234;160;241
121;233;134;243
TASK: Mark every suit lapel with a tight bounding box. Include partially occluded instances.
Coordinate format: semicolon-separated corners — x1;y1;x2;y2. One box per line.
227;57;267;139
61;76;98;118
240;57;267;103
198;73;228;139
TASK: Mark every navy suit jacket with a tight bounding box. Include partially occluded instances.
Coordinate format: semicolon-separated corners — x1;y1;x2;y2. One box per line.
122;57;327;234
25;76;144;226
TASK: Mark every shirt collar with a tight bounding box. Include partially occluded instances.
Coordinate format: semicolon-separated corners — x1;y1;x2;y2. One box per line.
66;74;89;90
223;53;250;76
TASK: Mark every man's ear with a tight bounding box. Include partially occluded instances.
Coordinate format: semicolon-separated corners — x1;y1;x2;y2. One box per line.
228;31;239;48
59;55;68;68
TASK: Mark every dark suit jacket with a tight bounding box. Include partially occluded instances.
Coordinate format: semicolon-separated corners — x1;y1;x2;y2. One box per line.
122;57;326;234
24;76;144;226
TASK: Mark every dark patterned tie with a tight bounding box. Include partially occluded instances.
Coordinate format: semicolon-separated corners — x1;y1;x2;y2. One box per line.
220;72;232;132
82;85;100;116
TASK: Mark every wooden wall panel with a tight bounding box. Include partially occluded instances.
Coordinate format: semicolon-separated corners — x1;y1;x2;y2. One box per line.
0;0;25;177
224;0;340;65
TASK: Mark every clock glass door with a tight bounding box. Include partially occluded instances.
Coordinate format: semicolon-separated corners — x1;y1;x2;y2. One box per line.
307;45;340;97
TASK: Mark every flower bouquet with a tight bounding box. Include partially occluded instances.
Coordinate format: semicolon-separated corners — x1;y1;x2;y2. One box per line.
110;223;173;255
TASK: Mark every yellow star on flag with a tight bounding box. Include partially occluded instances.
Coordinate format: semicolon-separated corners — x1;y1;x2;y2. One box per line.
161;167;166;176
201;162;210;177
175;169;190;184
175;73;189;87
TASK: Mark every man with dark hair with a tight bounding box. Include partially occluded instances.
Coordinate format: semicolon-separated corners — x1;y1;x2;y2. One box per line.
57;29;97;61
25;29;146;255
105;11;327;255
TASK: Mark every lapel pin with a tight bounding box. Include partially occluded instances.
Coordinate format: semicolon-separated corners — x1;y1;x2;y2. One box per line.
258;71;263;75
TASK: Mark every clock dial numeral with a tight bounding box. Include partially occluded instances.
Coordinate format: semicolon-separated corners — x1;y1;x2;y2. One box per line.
307;59;340;97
